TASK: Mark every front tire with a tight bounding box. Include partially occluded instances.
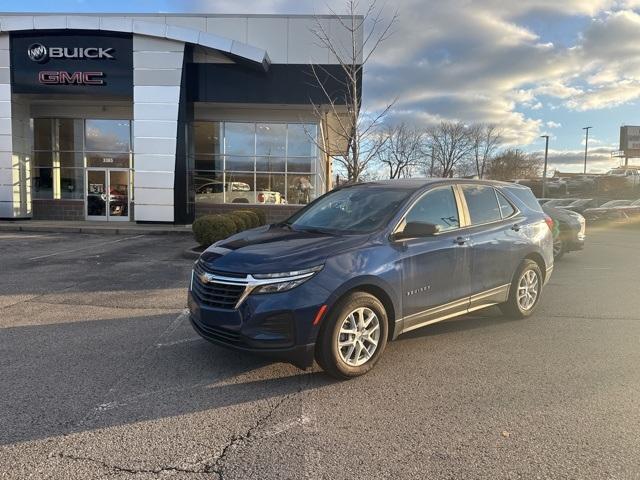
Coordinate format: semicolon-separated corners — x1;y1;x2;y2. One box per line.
315;292;388;380
500;259;543;319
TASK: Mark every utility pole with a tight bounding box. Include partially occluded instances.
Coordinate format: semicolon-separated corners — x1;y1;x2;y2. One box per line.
541;135;550;198
583;127;592;174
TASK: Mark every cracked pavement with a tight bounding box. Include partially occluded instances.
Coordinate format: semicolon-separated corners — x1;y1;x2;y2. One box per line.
1;229;639;479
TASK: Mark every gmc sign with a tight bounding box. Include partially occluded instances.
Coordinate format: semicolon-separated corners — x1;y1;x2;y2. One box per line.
11;32;132;96
38;71;105;85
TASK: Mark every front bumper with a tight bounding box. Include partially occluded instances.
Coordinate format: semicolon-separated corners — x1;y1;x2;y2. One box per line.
187;277;329;369
189;312;315;369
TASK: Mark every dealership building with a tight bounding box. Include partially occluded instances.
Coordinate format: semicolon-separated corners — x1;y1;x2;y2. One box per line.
0;13;358;223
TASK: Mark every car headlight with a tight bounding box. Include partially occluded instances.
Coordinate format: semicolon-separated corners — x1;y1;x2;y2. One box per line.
251;265;323;294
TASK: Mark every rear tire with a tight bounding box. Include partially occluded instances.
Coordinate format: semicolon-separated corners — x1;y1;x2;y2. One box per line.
315;292;388;380
499;259;543;319
553;238;565;260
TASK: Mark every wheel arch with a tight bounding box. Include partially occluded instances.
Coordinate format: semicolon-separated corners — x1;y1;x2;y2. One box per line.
524;252;547;281
325;276;400;341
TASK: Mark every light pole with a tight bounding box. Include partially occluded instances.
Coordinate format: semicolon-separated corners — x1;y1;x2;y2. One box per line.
541;135;550;198
583;126;592;174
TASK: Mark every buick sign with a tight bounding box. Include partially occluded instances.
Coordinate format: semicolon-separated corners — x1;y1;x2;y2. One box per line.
27;43;115;63
27;43;48;63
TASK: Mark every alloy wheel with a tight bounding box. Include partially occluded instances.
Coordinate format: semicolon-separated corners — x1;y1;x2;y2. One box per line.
337;307;381;367
517;269;539;311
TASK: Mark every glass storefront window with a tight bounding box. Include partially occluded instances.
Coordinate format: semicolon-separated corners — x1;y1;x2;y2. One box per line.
193;122;221;156
188;121;323;205
33;119;53;151
225;156;255;172
32;167;53;199
256;123;286;157
287;174;316;205
59;168;84;199
256;173;286;204
86;153;131;168
287;124;316;157
59;151;84;169
287;157;314;173
57;119;84;151
85;119;131;152
256;156;286;172
194;155;223;171
31;118;133;206
225;123;255;156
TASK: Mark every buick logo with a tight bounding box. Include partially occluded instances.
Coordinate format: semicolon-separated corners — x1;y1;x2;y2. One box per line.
27;43;48;63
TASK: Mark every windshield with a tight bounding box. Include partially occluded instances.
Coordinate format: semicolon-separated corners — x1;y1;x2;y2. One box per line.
287;185;413;233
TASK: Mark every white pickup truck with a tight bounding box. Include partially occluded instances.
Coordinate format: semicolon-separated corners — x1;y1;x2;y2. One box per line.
606;168;640;188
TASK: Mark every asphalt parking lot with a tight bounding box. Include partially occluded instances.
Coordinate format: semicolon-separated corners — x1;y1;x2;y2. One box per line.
1;228;639;479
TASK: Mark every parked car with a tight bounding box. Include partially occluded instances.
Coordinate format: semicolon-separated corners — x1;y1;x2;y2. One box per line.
565;175;596;194
596;169;640;195
561;198;603;214
542;205;585;259
543;198;580;208
514;178;567;197
610;198;640;218
583;200;633;222
188;179;554;379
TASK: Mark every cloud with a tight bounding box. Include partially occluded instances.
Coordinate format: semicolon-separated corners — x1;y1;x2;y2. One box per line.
546;121;562;128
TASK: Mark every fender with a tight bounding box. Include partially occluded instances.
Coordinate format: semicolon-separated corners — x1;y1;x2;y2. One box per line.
322;274;404;340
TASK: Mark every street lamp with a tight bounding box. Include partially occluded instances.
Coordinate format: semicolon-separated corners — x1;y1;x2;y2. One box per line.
541;135;550;198
583;127;592;174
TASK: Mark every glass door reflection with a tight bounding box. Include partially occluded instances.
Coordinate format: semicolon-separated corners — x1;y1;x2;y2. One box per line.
86;169;107;219
108;170;129;220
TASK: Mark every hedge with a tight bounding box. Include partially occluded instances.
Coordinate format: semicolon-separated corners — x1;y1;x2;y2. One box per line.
235;210;261;228
192;209;268;247
192;214;237;247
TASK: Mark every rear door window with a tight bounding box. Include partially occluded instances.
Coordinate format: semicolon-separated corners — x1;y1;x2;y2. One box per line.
461;185;502;225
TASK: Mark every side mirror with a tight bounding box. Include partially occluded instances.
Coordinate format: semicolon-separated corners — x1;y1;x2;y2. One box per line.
394;222;440;240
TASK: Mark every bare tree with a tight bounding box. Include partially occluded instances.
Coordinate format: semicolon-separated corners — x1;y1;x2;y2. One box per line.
485;148;542;181
375;123;424;179
469;123;502;179
310;0;398;182
424;121;474;178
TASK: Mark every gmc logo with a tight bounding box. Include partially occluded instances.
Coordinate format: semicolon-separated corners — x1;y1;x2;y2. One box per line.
38;71;105;85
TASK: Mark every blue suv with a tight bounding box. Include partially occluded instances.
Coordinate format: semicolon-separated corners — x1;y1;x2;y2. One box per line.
188;179;554;379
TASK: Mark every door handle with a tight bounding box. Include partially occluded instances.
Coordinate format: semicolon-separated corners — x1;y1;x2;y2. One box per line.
511;223;521;232
454;236;470;245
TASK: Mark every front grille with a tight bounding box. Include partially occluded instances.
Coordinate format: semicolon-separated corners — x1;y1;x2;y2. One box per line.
192;262;247;309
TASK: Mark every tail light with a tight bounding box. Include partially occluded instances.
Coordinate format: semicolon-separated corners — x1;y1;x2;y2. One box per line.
544;215;554;231
257;193;265;203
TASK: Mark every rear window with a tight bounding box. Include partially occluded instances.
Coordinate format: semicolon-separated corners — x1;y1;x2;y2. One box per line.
461;185;502;224
504;186;543;213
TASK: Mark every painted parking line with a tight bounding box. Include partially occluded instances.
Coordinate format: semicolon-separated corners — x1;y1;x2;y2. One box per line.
28;234;146;261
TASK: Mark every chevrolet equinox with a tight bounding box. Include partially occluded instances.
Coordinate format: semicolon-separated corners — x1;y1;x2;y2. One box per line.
188;179;554;379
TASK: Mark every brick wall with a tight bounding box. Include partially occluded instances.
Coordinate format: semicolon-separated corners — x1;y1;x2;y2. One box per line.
32;200;85;221
195;203;303;224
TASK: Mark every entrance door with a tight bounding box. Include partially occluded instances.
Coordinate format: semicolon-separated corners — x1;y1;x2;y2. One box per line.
86;169;130;221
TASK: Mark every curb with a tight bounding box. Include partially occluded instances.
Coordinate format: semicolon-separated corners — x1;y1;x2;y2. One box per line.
0;224;193;236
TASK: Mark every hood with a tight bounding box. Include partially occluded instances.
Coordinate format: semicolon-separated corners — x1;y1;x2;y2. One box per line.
199;224;371;274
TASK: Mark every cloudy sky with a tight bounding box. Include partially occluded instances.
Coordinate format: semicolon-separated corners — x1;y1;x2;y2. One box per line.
7;0;640;172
